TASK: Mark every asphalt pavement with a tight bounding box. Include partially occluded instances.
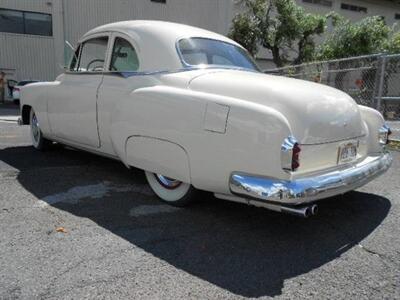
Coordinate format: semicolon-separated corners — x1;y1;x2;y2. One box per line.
0;104;399;299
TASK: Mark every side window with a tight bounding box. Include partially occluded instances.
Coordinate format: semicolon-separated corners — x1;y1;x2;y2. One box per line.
77;37;108;72
110;37;139;72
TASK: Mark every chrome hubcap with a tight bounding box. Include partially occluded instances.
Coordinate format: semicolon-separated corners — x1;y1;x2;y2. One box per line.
31;113;40;142
154;174;182;189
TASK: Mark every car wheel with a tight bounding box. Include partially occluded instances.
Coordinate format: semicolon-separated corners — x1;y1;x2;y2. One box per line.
30;109;50;150
145;171;197;207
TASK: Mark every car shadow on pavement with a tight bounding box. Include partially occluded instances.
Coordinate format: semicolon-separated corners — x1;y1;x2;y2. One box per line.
0;145;392;298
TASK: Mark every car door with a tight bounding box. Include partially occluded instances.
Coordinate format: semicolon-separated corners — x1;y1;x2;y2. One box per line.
97;33;152;155
47;34;110;148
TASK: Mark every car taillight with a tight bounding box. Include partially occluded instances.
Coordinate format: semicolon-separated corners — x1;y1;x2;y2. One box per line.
292;143;301;171
281;136;301;172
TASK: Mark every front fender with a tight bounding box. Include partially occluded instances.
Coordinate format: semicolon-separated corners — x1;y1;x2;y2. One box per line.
20;82;58;136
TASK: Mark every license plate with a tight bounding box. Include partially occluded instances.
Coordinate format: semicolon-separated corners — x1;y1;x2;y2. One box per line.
338;143;357;164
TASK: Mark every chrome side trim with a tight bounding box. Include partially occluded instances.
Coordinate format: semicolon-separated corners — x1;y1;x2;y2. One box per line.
379;124;391;145
229;152;392;205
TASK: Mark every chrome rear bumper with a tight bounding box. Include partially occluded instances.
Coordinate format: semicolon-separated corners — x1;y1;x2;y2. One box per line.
229;152;392;206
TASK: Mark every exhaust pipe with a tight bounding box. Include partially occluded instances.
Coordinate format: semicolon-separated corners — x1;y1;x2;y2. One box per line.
280;204;318;218
280;206;312;218
213;193;319;218
310;204;318;216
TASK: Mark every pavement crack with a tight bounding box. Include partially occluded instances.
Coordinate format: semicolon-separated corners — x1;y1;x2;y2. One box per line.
325;219;398;267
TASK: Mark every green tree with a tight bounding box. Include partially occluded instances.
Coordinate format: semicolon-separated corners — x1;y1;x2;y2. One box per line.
385;31;400;54
317;16;391;60
229;0;327;67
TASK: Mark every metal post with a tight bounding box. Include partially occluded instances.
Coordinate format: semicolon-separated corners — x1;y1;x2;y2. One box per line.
376;55;387;113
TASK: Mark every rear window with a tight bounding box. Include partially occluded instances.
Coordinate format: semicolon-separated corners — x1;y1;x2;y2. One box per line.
177;38;260;71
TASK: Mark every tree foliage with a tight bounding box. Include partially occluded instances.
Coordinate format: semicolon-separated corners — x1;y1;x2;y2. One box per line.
317;16;391;60
229;0;326;67
229;1;400;67
385;31;400;54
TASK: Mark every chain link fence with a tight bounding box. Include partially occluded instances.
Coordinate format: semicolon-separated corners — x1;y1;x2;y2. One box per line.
265;54;400;120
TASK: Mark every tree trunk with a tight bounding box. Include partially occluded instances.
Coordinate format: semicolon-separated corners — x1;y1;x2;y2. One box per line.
272;46;283;67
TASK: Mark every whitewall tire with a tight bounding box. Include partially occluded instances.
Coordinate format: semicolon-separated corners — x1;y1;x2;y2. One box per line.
145;171;197;206
30;109;50;150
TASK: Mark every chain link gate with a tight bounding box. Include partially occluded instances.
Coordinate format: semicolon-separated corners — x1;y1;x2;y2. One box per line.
265;54;400;120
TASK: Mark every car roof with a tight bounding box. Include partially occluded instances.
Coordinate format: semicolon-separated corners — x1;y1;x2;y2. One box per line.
81;20;240;47
79;21;243;72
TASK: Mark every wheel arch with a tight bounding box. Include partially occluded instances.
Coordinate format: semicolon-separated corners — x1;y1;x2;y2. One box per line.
125;136;192;184
21;105;32;125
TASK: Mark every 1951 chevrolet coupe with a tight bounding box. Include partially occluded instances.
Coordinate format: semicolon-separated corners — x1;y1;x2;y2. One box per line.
20;21;392;217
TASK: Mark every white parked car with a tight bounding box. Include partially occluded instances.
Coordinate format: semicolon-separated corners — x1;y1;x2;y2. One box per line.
20;21;392;217
12;80;39;101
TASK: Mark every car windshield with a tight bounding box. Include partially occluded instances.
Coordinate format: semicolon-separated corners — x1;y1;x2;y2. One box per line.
177;38;260;72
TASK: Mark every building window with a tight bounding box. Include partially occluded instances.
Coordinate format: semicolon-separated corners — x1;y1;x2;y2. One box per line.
302;0;333;7
341;3;367;13
0;9;52;36
395;13;400;20
151;0;166;3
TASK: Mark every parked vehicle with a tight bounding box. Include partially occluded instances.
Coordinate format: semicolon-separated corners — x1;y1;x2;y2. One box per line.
12;80;39;102
19;21;392;217
7;79;18;99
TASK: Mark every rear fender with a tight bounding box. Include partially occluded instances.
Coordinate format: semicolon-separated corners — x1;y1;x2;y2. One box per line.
110;86;293;193
358;105;385;153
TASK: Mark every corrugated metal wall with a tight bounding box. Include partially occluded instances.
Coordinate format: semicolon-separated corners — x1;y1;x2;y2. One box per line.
0;0;234;81
62;0;232;47
3;0;398;82
0;34;55;81
0;0;56;81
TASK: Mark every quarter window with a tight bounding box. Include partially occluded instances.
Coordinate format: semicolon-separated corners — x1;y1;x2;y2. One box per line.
77;37;109;72
0;8;52;36
110;37;139;72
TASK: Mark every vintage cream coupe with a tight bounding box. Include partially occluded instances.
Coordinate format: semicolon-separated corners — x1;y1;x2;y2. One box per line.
20;21;392;217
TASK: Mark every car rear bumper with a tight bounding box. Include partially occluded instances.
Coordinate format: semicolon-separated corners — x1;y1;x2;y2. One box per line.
229;151;392;206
